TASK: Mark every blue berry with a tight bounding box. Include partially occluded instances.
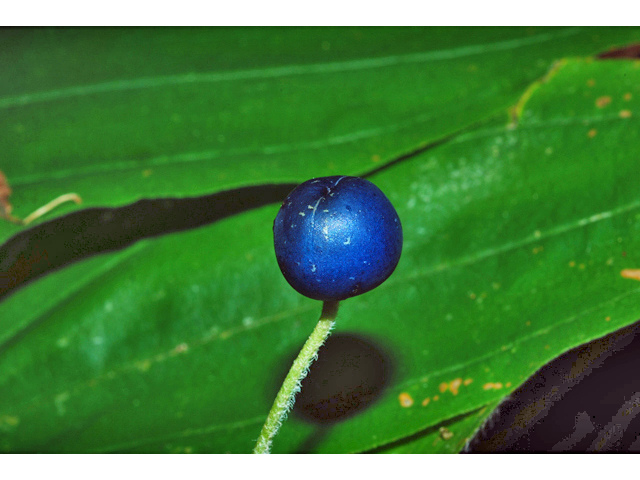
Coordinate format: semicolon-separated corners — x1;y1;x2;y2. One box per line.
273;176;403;301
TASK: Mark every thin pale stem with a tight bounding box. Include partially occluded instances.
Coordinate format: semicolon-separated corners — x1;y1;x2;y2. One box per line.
22;193;82;225
253;300;339;454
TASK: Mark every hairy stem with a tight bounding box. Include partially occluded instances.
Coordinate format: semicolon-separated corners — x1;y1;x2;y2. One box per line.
253;300;339;454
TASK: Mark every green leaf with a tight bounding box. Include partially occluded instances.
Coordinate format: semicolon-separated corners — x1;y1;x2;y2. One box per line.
371;401;502;453
2;29;640;453
2;27;638;245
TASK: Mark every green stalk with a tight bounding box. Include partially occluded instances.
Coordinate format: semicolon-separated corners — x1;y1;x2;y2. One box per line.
253;300;339;454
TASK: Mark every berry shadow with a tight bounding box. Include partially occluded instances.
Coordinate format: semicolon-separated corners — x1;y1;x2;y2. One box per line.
273;332;394;453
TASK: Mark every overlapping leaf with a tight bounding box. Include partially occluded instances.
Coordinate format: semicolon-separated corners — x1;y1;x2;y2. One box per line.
2;27;638;245
1;29;640;453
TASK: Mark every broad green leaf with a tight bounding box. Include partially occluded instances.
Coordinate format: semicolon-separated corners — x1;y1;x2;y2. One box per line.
372;402;502;453
2;27;639;246
1;52;640;453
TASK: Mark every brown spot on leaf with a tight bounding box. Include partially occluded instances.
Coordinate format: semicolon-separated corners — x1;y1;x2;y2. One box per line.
587;79;596;87
597;43;640;60
588;129;597;138
595;96;612;108
0;170;20;223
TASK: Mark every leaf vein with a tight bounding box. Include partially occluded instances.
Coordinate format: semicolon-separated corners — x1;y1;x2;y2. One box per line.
0;28;581;110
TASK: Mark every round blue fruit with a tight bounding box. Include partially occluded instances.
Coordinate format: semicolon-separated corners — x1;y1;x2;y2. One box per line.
273;176;403;301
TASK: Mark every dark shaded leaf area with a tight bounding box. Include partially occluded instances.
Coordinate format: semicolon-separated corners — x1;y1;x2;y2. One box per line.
0;183;296;300
597;43;640;59
467;320;640;452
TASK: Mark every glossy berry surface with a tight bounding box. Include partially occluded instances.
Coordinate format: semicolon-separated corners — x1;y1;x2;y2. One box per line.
273;176;402;301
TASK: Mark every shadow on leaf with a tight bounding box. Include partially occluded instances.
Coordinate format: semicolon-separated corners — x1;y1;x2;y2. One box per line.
0;183;297;302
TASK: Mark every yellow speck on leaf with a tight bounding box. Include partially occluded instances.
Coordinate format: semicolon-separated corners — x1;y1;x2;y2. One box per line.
624;93;632;101
439;378;466;396
422;397;431;407
439;427;454;440
469;292;476;300
172;343;189;355
569;261;576;267
595;96;612;108
433;395;440;401
142;169;153;178
0;415;20;431
579;263;585;270
605;316;611;322
621;269;640;281
464;378;473;386
483;382;503;391
54;392;71;416
525;321;531;326
588;129;597;138
587;79;596;87
449;378;463;395
136;359;152;372
371;154;381;163
506;382;512;388
399;392;414;408
619;110;632;119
